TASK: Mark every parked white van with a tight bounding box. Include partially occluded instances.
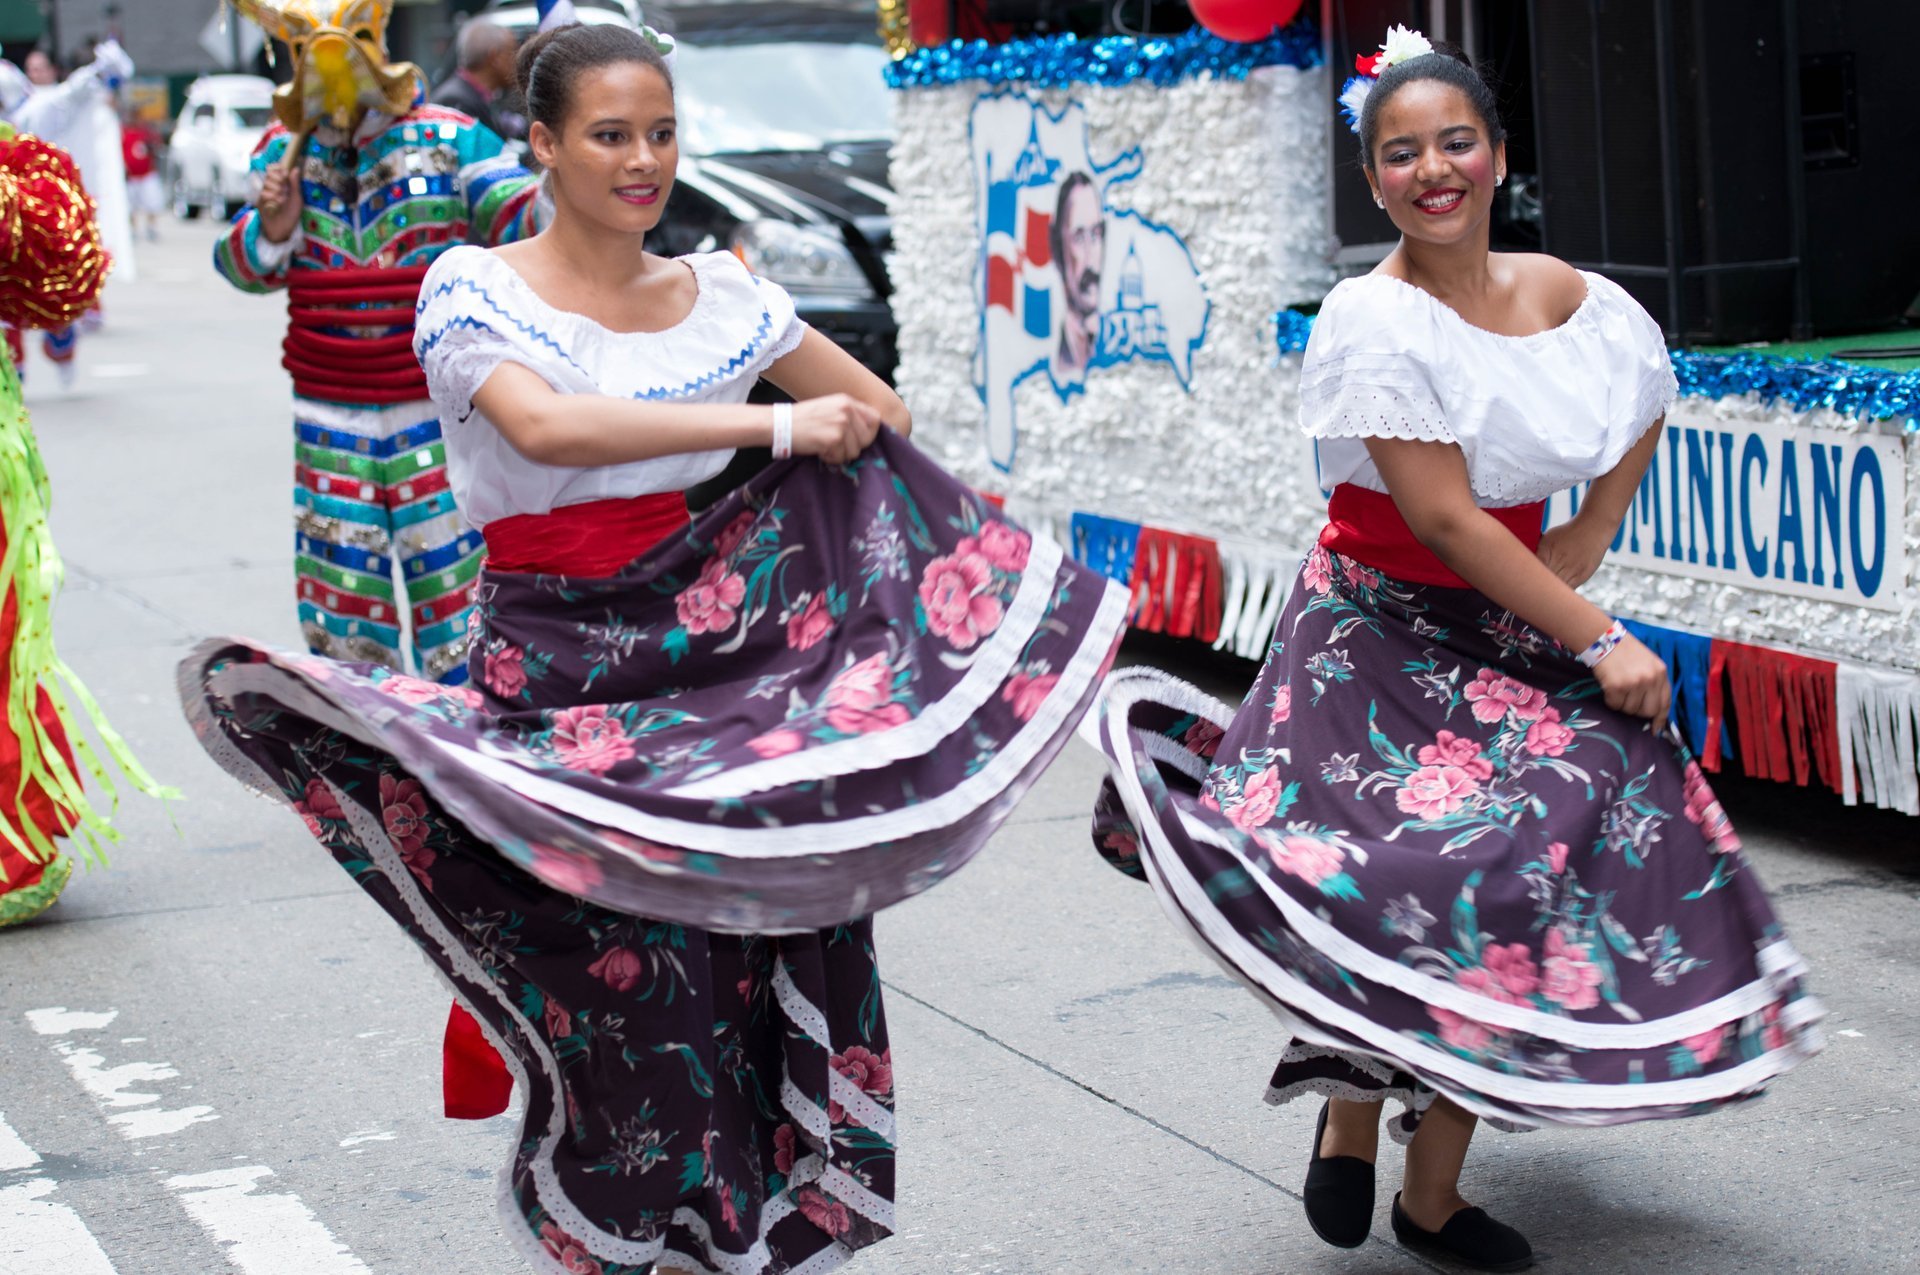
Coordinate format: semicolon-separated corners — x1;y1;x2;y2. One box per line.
166;75;276;220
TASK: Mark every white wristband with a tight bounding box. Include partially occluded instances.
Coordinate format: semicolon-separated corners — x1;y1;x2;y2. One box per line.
1576;619;1628;669
770;403;793;459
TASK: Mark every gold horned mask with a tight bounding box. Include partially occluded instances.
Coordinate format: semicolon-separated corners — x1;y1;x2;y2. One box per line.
227;0;421;134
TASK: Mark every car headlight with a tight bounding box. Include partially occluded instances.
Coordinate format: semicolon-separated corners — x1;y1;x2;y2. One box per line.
730;220;872;299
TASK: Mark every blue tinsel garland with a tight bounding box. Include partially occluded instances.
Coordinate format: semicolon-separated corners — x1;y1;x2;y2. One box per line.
884;25;1323;91
1274;310;1920;426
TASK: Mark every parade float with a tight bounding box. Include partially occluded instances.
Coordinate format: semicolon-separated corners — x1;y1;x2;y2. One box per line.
877;1;1920;814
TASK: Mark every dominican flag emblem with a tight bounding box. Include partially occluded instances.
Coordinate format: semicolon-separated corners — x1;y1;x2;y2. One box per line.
982;123;1060;346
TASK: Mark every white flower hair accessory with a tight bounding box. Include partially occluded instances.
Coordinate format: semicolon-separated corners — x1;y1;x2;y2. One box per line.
1338;24;1436;135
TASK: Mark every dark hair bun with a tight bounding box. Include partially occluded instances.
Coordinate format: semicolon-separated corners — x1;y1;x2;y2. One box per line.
1358;42;1506;170
516;21;673;133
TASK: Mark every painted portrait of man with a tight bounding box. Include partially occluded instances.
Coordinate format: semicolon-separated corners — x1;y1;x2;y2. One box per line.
1050;170;1105;381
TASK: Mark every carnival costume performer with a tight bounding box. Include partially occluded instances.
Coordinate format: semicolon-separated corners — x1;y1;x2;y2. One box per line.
0;121;172;926
178;23;1127;1272
1087;30;1822;1272
0;42;135;384
218;1;546;683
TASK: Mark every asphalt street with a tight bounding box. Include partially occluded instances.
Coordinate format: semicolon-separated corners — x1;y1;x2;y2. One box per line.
2;226;1917;1275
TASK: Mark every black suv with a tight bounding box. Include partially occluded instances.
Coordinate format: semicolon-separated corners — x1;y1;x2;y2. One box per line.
462;0;897;383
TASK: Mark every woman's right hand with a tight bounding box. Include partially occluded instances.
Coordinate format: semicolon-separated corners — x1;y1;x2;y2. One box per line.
1593;633;1671;721
258;162;304;244
791;394;882;465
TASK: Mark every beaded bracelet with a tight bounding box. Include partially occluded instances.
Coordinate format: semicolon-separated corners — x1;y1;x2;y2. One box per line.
1576;619;1628;669
770;403;793;459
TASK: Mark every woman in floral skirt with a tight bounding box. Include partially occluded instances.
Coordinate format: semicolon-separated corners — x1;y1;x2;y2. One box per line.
1088;29;1821;1272
178;22;1125;1274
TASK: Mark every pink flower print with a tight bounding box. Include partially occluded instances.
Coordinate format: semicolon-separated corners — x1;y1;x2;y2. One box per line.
543;997;572;1040
824;652;912;735
549;705;636;776
676;558;747;636
1182;718;1225;758
485;642;527;697
1415;730;1493;781
529;844;603;897
714;510;756;558
1342;559;1381;592
785;592;835;651
1760;1001;1787;1052
1265;834;1345;886
1227;766;1286;832
719;1180;742;1234
1270;683;1293;725
379;674;448;706
537;1220;603;1275
977;520;1032;572
1523;707;1577;757
1462;668;1551;724
796;1187;852;1237
1540;928;1604;1011
1302;546;1334;596
1684;1026;1726;1066
1428;1005;1495;1056
772;1122;798;1175
1544;841;1570;874
1002;669;1059;722
1394;764;1481;820
835;1045;894;1099
380;773;430;855
1681;761;1742;853
747;727;806;759
295;777;343;839
1100;829;1140;861
918;548;1004;649
587;946;644;993
1459;942;1539;1005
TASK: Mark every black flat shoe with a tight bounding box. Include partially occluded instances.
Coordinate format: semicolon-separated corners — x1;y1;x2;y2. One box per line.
1391;1192;1534;1271
1303;1101;1375;1248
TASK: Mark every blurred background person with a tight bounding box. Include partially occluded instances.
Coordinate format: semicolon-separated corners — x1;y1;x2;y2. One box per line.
121;107;162;243
431;17;525;143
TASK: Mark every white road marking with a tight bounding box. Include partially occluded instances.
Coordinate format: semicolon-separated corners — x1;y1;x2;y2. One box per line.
90;364;152;379
165;1167;373;1275
0;1113;40;1172
0;1179;121;1273
25;1010;372;1270
1837;1028;1865;1038
25;1008;118;1035
337;1130;395;1148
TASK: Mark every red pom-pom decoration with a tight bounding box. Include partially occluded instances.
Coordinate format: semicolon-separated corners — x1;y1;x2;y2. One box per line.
0;130;111;330
1192;0;1304;44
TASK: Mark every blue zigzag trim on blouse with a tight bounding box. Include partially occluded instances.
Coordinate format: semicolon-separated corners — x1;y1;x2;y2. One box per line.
415;271;778;401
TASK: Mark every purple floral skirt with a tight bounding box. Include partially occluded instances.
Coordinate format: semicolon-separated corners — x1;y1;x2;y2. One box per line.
180;432;1126;1273
1089;543;1822;1137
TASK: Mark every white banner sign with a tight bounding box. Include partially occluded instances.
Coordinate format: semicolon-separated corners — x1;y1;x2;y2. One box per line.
1545;417;1908;611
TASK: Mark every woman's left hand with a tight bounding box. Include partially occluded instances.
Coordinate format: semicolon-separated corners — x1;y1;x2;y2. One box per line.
1536;522;1611;589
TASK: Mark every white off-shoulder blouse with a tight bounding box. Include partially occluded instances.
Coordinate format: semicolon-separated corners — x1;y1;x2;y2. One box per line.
1300;268;1678;507
413;245;808;528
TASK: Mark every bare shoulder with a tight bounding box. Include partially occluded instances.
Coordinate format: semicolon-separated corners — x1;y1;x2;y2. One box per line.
1503;253;1588;321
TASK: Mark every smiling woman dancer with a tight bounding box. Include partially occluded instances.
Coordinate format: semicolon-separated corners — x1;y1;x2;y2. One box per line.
178;22;1125;1275
1087;29;1821;1272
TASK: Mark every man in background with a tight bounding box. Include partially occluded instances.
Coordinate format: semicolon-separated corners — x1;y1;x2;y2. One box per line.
430;18;524;143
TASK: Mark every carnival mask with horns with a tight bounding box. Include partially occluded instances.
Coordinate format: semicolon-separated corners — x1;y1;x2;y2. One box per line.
226;0;421;134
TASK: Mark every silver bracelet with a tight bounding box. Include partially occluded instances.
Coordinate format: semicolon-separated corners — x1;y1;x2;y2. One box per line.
1576;618;1628;669
770;403;793;459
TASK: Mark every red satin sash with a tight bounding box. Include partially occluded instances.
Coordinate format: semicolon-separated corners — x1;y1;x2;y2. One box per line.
481;492;691;577
1318;483;1545;588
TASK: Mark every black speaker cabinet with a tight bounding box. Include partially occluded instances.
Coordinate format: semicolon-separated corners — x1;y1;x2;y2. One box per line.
1796;2;1920;335
1529;0;1801;344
